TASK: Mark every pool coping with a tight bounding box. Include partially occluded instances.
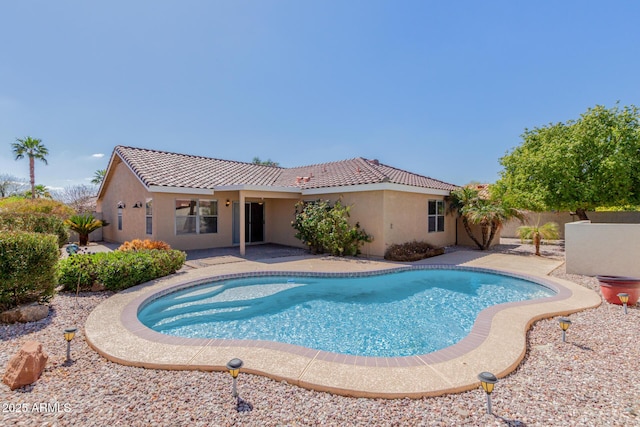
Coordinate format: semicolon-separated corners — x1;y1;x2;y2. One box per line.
84;254;601;398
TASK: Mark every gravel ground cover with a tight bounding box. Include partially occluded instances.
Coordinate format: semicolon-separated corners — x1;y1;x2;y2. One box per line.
1;241;638;426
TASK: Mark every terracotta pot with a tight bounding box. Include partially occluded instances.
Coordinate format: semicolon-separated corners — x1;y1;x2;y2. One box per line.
597;275;640;305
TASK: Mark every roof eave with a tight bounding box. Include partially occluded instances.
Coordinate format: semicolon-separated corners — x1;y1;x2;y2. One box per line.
148;185;215;195
301;182;453;196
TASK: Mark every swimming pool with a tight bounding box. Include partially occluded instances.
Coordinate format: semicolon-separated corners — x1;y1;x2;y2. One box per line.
138;268;556;357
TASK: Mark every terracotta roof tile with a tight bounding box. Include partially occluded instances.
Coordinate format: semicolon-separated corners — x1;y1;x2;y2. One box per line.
113;146;458;192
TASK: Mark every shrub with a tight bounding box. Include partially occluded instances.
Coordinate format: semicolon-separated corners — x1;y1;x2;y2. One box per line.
0;197;75;218
384;241;445;262
0;212;69;247
118;239;171;251
292;199;372;256
0;232;59;310
57;249;186;292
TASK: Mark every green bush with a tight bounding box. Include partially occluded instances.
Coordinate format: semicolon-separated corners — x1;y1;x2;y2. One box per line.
384;241;445;262
291;199;372;256
0;212;69;247
0;232;59;310
57;249;186;292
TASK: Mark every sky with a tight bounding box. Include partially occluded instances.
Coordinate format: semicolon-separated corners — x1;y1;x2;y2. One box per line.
1;1;639;191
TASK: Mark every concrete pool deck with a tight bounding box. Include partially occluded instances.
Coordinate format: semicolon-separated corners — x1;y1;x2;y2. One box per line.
84;251;601;398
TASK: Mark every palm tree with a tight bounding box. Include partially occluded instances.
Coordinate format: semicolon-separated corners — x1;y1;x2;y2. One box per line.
91;169;106;185
64;214;105;246
11;137;49;200
517;220;560;256
24;184;52;199
449;186;523;250
448;186;484;248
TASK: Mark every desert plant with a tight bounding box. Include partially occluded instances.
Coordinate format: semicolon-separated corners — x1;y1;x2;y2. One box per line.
118;239;171;251
384;241;445;262
517;221;560;256
0;232;58;310
448;186;523;250
64;213;105;246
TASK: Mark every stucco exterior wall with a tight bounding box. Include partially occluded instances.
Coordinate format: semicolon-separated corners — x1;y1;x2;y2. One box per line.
152;191;235;250
299;191;456;257
565;221;640;277
455;219;502;249
265;199;304;248
98;160;153;245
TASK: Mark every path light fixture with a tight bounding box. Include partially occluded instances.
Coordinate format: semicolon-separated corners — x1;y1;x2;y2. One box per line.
64;327;77;363
478;371;497;415
558;317;572;342
618;293;630;314
226;358;244;397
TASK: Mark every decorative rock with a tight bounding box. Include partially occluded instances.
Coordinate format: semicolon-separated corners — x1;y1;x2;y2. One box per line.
2;341;49;390
91;282;106;292
0;303;49;324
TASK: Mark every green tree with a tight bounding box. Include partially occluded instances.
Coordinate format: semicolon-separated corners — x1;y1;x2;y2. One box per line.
11;137;49;200
64;213;105;246
516;220;560;256
448;186;523;250
496;103;640;220
252;157;280;167
91;169;106;185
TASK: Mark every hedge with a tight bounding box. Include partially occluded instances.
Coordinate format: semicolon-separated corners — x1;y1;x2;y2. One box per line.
0;232;59;310
0;212;69;247
57;249;186;292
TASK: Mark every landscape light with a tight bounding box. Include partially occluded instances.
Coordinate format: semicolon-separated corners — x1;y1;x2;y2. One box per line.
478;371;498;414
558;318;572;343
226;358;244;397
64;327;77;363
618;293;629;314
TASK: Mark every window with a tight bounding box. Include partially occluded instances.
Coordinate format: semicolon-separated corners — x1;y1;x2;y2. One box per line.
175;199;217;234
117;207;123;231
198;199;218;233
145;199;153;235
428;200;445;232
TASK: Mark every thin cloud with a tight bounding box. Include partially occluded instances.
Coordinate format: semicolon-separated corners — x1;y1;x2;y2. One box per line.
91;153;105;158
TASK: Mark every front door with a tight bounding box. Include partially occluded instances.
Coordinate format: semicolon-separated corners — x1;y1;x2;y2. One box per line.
232;202;264;244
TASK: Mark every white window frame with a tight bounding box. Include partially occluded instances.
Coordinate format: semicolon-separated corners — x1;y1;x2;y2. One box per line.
145;198;153;235
174;199;218;235
428;200;445;233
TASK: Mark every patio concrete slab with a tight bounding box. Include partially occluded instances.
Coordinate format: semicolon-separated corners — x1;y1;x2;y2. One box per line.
84;252;600;398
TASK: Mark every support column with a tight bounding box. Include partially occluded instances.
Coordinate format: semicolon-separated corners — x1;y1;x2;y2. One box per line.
239;191;246;256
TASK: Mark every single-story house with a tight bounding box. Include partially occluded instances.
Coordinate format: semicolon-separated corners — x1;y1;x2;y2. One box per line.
96;145;464;257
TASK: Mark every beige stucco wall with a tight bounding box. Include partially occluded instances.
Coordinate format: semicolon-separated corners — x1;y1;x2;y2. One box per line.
98;160;153;245
265;198;304;248
297;191;457;257
565;221;640;277
455;219;502;249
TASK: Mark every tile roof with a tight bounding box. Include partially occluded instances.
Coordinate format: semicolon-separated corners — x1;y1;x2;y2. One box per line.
112;146;458;192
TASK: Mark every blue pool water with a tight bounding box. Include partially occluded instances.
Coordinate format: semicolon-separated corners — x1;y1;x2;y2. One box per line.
138;269;555;357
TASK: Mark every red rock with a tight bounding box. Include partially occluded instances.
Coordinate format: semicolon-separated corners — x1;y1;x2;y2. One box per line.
2;341;48;390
